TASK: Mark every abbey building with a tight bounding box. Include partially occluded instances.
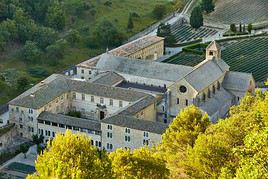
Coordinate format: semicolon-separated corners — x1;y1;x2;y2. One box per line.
8;36;255;151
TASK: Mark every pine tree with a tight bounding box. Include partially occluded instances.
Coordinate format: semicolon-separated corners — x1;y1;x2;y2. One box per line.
190;6;203;29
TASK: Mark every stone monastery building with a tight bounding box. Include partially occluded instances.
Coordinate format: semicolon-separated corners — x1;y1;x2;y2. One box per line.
8;35;255;151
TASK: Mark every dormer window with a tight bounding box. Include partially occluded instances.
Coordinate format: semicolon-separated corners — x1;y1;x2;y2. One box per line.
209;51;214;56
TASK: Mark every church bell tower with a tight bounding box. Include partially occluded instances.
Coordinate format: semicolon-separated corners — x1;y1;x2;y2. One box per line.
206;41;221;60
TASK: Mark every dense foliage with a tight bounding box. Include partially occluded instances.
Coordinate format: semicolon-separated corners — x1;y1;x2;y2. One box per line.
157;23;176;46
200;0;215;13
190;6;203;29
29;92;268;178
0;0;183;105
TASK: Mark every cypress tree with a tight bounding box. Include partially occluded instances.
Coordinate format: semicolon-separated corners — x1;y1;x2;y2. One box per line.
190;6;203;29
127;14;134;31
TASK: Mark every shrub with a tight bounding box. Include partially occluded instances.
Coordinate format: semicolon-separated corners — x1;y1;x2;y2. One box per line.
230;24;237;32
104;1;112;7
28;67;49;78
67;111;82;118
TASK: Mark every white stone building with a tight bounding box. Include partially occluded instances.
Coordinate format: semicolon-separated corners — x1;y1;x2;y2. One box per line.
7;38;255;151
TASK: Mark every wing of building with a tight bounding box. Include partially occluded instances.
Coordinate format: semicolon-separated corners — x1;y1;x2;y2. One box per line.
8;36;255;151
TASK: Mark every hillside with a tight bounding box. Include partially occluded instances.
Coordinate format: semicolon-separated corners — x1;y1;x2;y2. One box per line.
0;0;187;105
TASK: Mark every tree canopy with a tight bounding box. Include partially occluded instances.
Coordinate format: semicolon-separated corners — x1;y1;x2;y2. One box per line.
190;6;203;29
28;130;112;179
157;23;176;46
200;0;215;13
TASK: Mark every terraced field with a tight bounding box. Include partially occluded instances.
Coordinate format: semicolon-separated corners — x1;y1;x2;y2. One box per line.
171;24;218;43
206;0;268;24
163;37;268;82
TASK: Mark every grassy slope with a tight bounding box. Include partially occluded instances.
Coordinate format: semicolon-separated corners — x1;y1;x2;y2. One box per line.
0;0;187;105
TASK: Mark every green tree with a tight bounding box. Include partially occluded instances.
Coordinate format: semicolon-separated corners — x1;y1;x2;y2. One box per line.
45;1;66;30
20;144;29;159
200;0;215;13
17;76;29;92
157;23;176;46
28;130;112;179
19;41;41;62
230;24;237;32
127;14;134;32
181;92;268;178
159;106;210;178
248;23;253;34
66;29;80;45
46;39;67;59
234;128;268;178
190;6;203;29
34;26;57;49
110;147;169;179
32;134;44;145
94;19;124;48
152;5;166;20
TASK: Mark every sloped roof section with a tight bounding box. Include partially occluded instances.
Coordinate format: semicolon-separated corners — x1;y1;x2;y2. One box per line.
223;71;253;92
206;40;221;51
38;112;101;132
184;59;225;92
91;72;125;86
102;114;168;134
200;88;233;117
118;95;156;116
10;74;149;109
9;74;70;109
96;53;193;82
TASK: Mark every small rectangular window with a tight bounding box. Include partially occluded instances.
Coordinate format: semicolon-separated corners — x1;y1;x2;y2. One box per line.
91;96;94;102
59;124;65;128
119;101;123;107
73;92;76;99
186;99;188;106
107;125;112;130
177;98;180;104
100;97;104;104
109;99;113;106
45;121;51;125
125;128;130;134
82;94;85;100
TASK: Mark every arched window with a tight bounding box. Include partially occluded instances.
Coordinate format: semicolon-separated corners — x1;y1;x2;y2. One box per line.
212;85;216;94
217;81;221;90
202;93;206;102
